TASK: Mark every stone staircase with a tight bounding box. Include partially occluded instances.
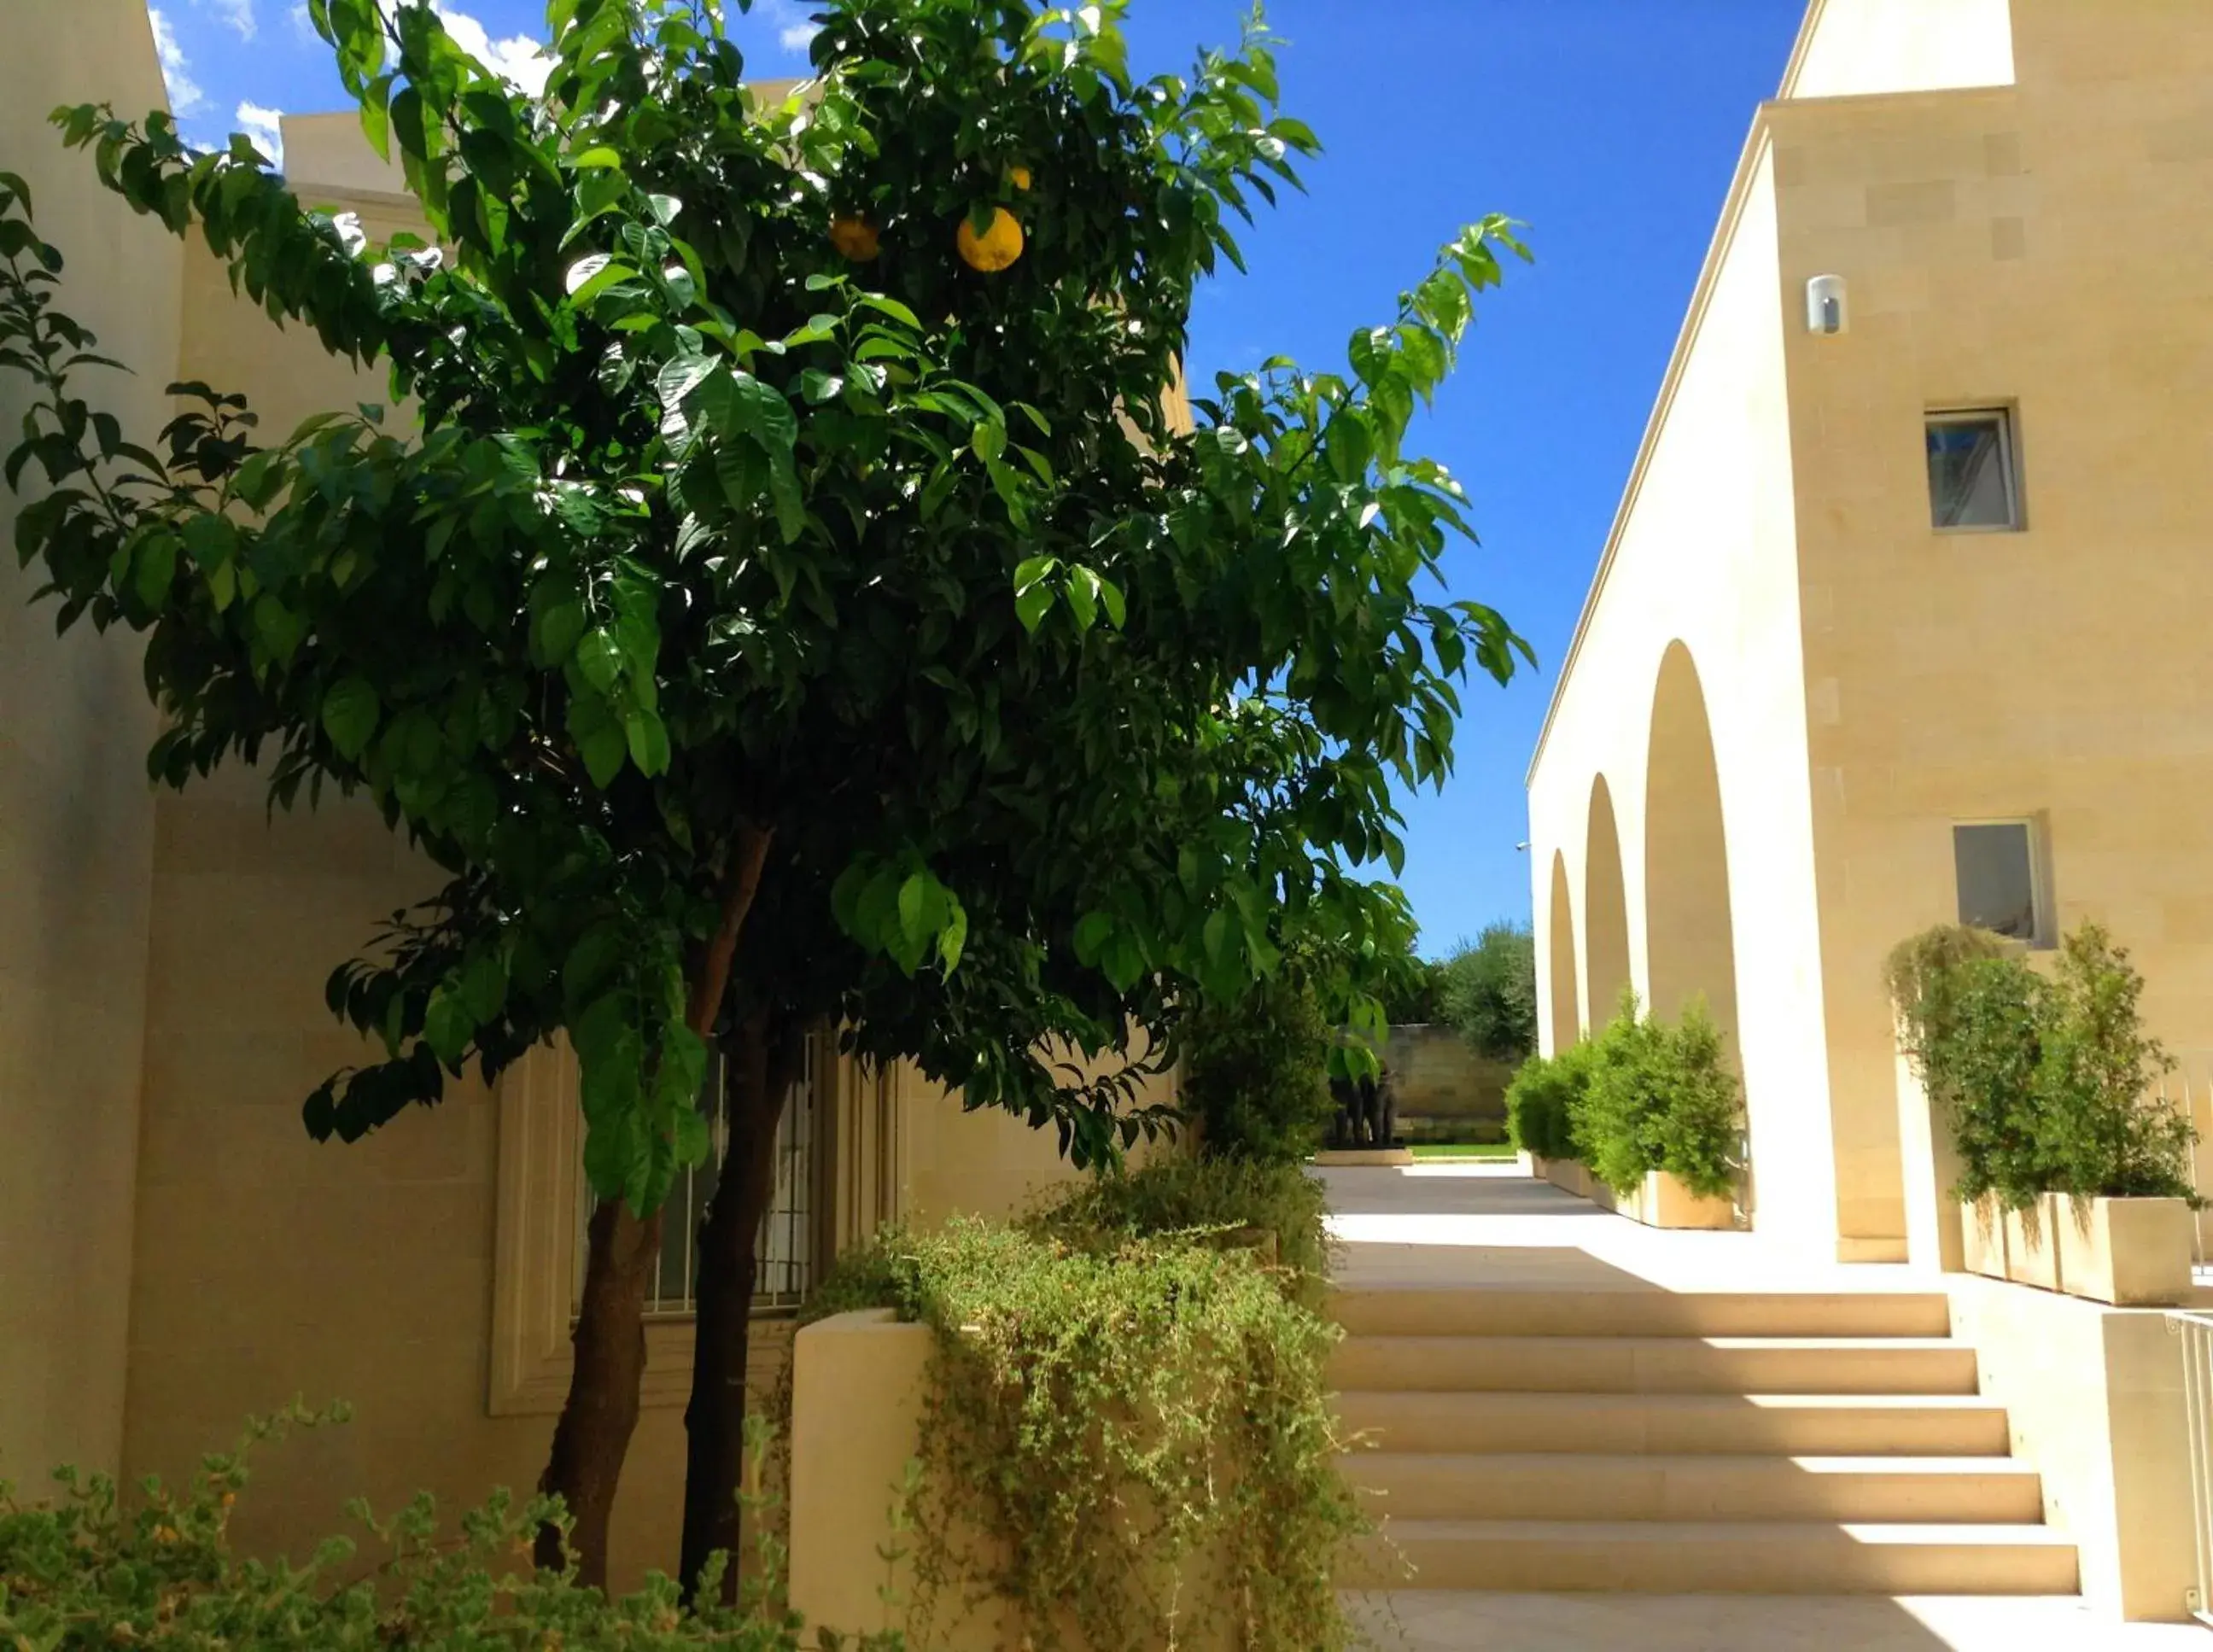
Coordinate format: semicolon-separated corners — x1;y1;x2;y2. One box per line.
1334;1285;2078;1596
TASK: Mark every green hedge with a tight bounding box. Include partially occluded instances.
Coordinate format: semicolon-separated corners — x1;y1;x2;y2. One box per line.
1509;992;1743;1200
1889;920;2196;1206
1504;1041;1589;1159
1175;972;1335;1165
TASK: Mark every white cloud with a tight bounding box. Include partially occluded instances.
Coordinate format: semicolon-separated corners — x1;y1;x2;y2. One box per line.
236;101;285;168
395;3;554;96
148;9;206;115
198;0;256;41
761;0;819;52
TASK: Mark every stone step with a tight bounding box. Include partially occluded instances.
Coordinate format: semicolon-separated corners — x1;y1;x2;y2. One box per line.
1331;1334;1979;1395
1345;1519;2078;1595
1333;1288;1954;1341
1335;1391;2013;1456
1346;1451;2046;1524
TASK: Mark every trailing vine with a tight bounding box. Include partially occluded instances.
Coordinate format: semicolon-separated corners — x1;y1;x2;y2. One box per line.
796;1160;1361;1651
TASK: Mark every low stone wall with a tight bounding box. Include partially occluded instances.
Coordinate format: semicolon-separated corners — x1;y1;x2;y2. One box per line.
1946;1275;2195;1620
1385;1024;1509;1143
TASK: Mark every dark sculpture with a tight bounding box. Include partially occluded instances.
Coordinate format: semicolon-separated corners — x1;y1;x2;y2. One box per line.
1328;1063;1397;1150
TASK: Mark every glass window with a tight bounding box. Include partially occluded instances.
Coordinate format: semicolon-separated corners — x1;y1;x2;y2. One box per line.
1953;821;2041;942
1926;410;2020;530
576;1034;819;1319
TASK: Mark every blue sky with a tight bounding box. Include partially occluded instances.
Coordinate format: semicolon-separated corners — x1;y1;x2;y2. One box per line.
142;0;1807;956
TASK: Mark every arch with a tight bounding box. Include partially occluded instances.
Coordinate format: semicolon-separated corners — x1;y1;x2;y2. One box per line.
1584;776;1632;1029
1546;851;1580;1052
1644;642;1740;1054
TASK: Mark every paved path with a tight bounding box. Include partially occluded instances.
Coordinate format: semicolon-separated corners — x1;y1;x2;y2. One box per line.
1325;1162;2206;1650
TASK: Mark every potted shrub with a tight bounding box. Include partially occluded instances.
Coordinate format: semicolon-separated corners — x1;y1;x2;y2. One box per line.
2035;925;2197;1305
1890;920;2198;1305
1568;992;1740;1231
1505;1042;1590;1182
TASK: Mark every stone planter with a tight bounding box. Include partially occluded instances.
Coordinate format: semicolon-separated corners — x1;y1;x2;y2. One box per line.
1515;1149;1540;1177
2052;1194;2193;1307
1617;1170;1737;1231
2004;1194;2064;1291
1542;1158;1594;1200
1960;1196;2009;1280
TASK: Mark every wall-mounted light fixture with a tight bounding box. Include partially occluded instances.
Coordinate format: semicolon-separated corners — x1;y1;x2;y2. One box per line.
1806;274;1848;336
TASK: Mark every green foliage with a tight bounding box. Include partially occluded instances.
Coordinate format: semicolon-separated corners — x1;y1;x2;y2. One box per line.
1028;1152;1333;1299
1504;1041;1590;1160
0;1405;897;1649
1174;971;1335;1165
1378;954;1448;1025
1565;990;1743;1200
803;1194;1358;1652
0;0;1534;1201
1438;921;1539;1063
1891;921;2195;1205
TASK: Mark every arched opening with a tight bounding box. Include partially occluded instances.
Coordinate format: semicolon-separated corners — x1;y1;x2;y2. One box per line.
1584;777;1632;1030
1643;643;1740;1054
1546;852;1580;1052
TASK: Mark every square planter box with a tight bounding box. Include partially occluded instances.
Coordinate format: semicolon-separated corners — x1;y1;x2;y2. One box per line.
2052;1194;2193;1307
1620;1170;1737;1231
2004;1194;2064;1292
1959;1196;2009;1279
1516;1150;1540;1178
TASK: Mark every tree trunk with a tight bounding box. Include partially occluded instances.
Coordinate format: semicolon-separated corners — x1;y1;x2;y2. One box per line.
534;823;777;1585
679;1007;803;1602
534;1196;663;1585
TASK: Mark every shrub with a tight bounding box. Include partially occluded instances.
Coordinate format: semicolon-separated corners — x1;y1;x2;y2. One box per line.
0;1406;896;1651
1176;972;1335;1165
2037;924;2193;1199
803;1175;1361;1652
1380;955;1449;1025
1438;922;1539;1063
1568;991;1743;1200
1504;1042;1591;1160
1031;1153;1333;1299
1889;919;2196;1207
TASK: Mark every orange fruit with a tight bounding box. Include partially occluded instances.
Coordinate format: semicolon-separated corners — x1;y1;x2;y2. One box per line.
956;208;1025;272
1008;165;1032;191
829;214;880;262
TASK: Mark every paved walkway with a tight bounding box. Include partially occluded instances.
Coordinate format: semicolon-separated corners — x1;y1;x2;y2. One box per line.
1325;1162;2207;1651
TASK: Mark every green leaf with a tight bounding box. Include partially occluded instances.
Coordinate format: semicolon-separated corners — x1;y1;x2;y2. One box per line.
1072;911;1114;966
423;985;474;1065
320;676;381;759
567;690;628;787
132;532;178;608
574;628;624;692
1015;581;1055;633
971;419;1006;464
937;901;968;972
570;146;624;170
624;706;671;776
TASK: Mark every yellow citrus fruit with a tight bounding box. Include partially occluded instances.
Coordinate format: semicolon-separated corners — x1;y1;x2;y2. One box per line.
829;214;880;262
1008;165;1032;191
956;208;1025;272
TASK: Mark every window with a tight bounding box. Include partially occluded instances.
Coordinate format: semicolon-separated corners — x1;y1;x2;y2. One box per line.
1953;820;2046;944
490;1030;901;1417
1926;408;2021;530
575;1036;820;1320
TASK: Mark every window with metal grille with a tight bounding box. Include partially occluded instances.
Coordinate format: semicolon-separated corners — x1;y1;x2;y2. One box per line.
575;1035;819;1319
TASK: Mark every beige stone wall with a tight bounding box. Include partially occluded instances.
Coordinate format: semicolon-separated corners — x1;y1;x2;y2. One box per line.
1779;0;2213;1256
1530;0;2213;1262
1782;0;2016;101
1527;134;1840;1256
0;0;178;1486
1383;1024;1508;1141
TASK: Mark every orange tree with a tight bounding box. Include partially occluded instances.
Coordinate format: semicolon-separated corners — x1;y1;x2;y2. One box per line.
0;0;1529;1594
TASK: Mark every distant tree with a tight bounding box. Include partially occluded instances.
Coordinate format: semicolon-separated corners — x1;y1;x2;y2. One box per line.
1378;952;1447;1025
0;0;1530;1594
1439;921;1539;1062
